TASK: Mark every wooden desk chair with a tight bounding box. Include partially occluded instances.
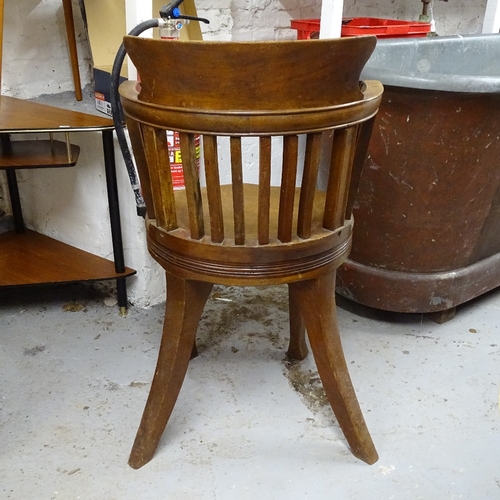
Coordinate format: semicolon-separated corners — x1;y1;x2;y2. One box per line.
120;36;383;469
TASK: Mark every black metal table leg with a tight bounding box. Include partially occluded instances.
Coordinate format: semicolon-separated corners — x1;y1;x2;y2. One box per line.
5;169;25;233
1;134;25;233
101;129;128;315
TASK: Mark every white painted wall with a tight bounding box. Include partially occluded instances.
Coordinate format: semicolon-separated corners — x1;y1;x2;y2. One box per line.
0;0;497;307
0;0;166;307
483;0;500;32
1;0;92;98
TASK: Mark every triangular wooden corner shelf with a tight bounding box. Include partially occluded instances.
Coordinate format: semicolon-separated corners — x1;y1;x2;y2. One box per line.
0;229;136;287
0;139;80;169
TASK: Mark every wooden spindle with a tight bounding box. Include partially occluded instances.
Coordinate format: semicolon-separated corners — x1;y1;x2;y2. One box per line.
230;136;245;245
180;132;205;240
258;136;271;245
203;135;224;243
297;132;322;239
278;135;299;243
142;126;177;231
323;127;357;230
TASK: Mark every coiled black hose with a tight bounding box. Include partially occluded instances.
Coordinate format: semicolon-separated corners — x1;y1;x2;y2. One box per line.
110;19;160;217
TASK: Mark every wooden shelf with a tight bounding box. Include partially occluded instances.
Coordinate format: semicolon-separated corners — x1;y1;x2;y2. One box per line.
0;95;114;132
0;139;80;169
0;229;135;287
0;96;135;311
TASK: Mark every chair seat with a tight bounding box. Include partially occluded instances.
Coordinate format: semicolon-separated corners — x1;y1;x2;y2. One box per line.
177;184;329;243
146;184;354;285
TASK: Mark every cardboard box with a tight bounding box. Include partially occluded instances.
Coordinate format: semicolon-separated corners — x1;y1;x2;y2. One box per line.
84;0;204;116
92;68;125;116
84;0;128;116
84;0;204;190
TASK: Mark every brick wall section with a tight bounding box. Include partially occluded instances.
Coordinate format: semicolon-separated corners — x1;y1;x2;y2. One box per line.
197;0;487;40
198;0;321;40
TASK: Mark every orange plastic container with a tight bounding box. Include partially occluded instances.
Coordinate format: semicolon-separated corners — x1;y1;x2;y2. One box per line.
342;17;431;37
290;19;321;40
291;17;431;40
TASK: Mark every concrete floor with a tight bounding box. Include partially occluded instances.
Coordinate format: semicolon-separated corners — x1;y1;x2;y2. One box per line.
1;281;499;499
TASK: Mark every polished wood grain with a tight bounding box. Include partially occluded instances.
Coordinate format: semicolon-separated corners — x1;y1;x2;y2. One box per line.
120;37;383;469
203;135;224;242
0;139;79;169
0;97;135;310
0;95;113;132
62;0;82;101
0;229;135;286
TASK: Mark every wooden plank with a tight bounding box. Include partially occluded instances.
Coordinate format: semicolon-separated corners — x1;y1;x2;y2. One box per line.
0;230;135;286
0;95;113;132
141;126;177;231
62;0;83;101
230;136;245;245
0;140;80;169
180;0;203;41
278;135;298;243
297;132;322;239
258;136;271;245
179;132;205;239
203;135;224;243
323;127;357;230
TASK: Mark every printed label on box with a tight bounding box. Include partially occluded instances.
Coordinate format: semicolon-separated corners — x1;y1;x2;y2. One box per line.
95;92;112;116
166;131;201;190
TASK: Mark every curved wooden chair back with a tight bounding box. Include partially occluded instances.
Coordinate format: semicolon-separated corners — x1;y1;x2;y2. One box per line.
120;36;383;469
121;37;381;258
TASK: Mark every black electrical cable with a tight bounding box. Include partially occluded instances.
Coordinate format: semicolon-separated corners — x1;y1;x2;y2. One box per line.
110;19;160;217
110;8;208;216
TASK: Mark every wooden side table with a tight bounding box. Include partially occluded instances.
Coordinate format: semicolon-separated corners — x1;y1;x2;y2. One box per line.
0;95;135;313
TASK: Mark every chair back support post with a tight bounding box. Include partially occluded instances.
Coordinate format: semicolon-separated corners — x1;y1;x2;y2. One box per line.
258;136;272;245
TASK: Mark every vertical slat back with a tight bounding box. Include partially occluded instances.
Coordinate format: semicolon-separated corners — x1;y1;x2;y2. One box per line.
258;137;272;245
141;125;177;231
297;132;323;239
278;135;299;243
230;137;245;245
121;38;382;247
125;119;155;219
136;122;371;245
323;126;359;231
203;135;224;243
179;132;205;240
345;117;376;219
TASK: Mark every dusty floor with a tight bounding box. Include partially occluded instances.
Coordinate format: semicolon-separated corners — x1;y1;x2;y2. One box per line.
1;282;499;499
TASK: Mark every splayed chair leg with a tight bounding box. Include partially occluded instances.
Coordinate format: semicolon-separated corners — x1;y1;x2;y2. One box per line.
289;271;378;465
129;273;213;469
286;284;308;360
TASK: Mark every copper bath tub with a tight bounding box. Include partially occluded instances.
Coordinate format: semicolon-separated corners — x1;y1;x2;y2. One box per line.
337;35;500;321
